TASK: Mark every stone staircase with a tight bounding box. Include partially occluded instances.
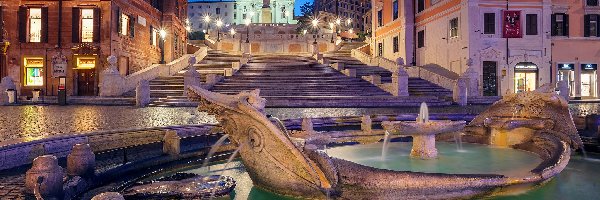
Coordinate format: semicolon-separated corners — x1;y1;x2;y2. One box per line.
148;50;241;106
325;43;453;99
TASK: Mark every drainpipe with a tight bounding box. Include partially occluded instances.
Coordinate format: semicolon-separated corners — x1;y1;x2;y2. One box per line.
58;0;62;48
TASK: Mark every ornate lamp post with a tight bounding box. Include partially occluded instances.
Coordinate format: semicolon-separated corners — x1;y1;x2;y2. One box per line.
203;15;211;36
159;29;167;64
311;18;319;44
244;18;251;43
216;19;223;42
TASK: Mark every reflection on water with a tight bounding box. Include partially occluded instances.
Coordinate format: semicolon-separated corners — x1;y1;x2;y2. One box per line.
0;103;597;143
326;142;542;177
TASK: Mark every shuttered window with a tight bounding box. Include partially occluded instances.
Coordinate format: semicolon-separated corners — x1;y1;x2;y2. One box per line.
18;7;49;43
526;14;538;35
483;13;495;34
551;13;569;36
584;14;600;37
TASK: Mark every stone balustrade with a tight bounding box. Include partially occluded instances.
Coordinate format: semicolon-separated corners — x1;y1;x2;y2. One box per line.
100;47;208;97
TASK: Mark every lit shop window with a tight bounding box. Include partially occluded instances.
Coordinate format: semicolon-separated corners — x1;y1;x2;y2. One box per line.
81;9;95;42
24;57;44;86
29;8;42;43
151;28;158;46
121;14;129;36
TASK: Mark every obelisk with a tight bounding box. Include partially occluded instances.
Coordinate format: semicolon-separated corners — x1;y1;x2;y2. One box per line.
261;0;273;23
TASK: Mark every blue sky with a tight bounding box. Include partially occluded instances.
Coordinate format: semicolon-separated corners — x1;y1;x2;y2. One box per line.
189;0;313;16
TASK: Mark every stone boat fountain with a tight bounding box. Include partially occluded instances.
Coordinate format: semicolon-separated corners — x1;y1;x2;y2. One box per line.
187;84;581;199
382;102;466;159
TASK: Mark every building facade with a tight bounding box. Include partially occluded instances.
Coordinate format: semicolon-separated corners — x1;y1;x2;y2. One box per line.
551;0;600;99
0;0;188;97
188;0;236;32
372;0;556;96
314;0;371;32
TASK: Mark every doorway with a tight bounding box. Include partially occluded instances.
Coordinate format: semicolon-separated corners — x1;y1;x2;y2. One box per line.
482;61;498;96
77;69;96;96
514;62;538;93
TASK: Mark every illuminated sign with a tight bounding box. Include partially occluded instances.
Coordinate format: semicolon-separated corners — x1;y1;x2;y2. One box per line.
558;63;574;70
76;57;96;69
581;64;597;70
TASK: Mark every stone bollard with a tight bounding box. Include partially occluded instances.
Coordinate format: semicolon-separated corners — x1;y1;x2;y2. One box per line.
91;192;125;200
332;63;345;71
67;144;96;177
242;43;251;55
453;78;468;106
0;76;17;105
392;67;409;96
25;155;65;198
557;80;570;101
163;130;181;156
361;115;372;133
224;68;235;77
232;62;242;70
369;75;381;85
136;80;150;107
240;57;249;65
316;53;323;62
99;55;124;97
312;43;319;56
183;56;201;96
301;118;314;132
343;69;356;77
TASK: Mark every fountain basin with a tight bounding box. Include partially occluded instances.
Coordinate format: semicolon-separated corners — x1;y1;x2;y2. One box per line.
382;120;466;159
483;117;554;130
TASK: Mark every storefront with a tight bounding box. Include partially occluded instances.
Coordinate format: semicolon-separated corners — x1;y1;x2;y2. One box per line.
73;55;97;96
580;63;597;98
557;63;575;97
514;62;538;93
23;56;45;87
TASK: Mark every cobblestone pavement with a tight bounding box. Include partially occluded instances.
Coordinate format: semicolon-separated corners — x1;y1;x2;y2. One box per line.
0;104;596;145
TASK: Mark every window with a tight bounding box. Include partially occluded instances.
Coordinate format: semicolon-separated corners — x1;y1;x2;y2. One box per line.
282;8;286;18
378;42;383;56
216;8;221;15
585;14;600;37
151;27;158;46
377;10;383;27
417;30;425;48
393;36;399;53
392;0;399;20
526;14;538;35
551;13;568;36
417;0;425;13
80;9;94;42
484;13;495;34
24;57;44;86
587;0;599;6
449;18;458;38
29;8;42;42
120;14;129;36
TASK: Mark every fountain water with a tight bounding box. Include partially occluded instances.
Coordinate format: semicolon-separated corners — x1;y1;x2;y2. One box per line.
454;132;463;152
201;134;230;170
381;131;391;160
382;102;466;159
209;145;243;198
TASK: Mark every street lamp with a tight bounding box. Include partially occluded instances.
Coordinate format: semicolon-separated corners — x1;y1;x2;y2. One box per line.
216;19;223;42
244;18;251;43
230;28;236;38
203;15;211;36
159;29;167;64
329;22;335;43
311;18;319;44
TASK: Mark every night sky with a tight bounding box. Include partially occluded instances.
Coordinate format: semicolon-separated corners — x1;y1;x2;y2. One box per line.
188;0;313;16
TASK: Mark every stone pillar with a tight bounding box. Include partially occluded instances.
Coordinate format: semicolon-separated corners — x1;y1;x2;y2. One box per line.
99;55;124;97
574;61;582;99
361;115;372;133
163;130;181;156
332;63;345;71
301;118;314;132
453;78;468;106
557;80;570;101
0;76;16;105
392;66;409;96
315;53;323;62
224;68;234;76
242;43;251;55
232;62;242;70
343;69;356;77
136;80;150;107
67;144;96;177
91;192;125;200
410;134;438;159
183;56;201;96
25;155;65;198
463;63;480;97
312;42;319;56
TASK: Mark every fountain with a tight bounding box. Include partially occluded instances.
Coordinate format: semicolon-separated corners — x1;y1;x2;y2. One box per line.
184;85;582;199
381;102;466;159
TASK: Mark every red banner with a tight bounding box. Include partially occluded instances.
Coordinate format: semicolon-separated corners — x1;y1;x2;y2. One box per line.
503;10;522;38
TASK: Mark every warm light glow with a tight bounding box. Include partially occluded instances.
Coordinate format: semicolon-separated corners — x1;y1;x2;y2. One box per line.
346;19;352;25
28;8;42;42
81;9;95;42
203;29;207;33
216;19;223;27
230;28;236;35
203;15;211;23
185;18;190;24
329;22;334;29
244;18;251;26
311;19;319;27
335;18;341;25
159;29;167;39
349;28;354;34
186;26;191;32
303;29;307;35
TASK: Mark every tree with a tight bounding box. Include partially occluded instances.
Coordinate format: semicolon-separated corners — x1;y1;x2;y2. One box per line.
296;2;315;33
